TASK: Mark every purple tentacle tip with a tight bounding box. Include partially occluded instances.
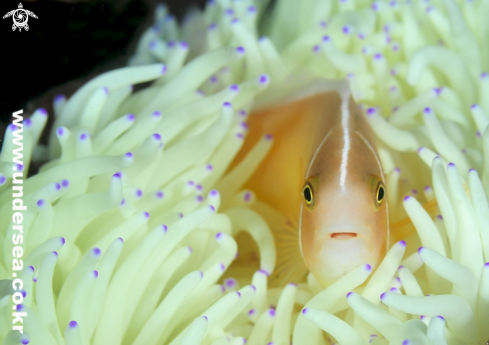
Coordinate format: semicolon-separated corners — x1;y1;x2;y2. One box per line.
380;292;386;300
484;262;489;267
236;46;245;55
312;44;320;53
244;192;251;202
269;309;276;317
402;340;410;345
21;339;29;345
418;247;424;253
55;183;61;190
229;84;239;92
471;104;478;110
248;309;255;315
302;308;308;315
196;184;203;191
423;107;432;114
113;172;121;179
127;114;135;121
93;270;99;278
209;205;216;212
208;22;217;30
162;224;168;232
180;41;189;49
448;162;455;167
179;212;184;218
259;74;269;84
153;133;162;141
365;264;372;271
437;315;445;320
17;304;23;311
125;152;133;158
118;237;124;242
61;237;66;245
156;191;164;199
136;189;143;198
120;198;126;205
0;176;5;185
236;291;241;297
248;5;256;13
210;190;218;197
417;146;424;152
215;232;223;239
69;320;78;328
161;64;167;74
481;72;488;79
29;266;34;272
322;35;330;42
203;315;208;320
265;133;273;140
57;127;64;136
220;263;226;271
196;195;204;203
144;212;150;219
399;240;406;247
223;101;232;107
152;111;161;117
346;292;353;298
374;53;383;60
24;118;32;127
367;108;376;116
250;285;256;292
54;94;64;103
403;196;411;202
231;18;240;24
93;248;101;256
62;179;70;188
236;133;244;139
37;199;44;207
53;251;58;256
258;269;270;276
206;164;213;171
342;25;351;34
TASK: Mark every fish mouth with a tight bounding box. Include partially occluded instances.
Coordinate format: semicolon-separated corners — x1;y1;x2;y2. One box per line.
321;223;371;243
330;232;357;240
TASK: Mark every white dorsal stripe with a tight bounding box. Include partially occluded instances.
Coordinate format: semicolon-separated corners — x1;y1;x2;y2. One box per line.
339;86;351;190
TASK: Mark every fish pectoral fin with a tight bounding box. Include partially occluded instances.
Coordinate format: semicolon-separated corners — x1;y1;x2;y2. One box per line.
268;220;308;287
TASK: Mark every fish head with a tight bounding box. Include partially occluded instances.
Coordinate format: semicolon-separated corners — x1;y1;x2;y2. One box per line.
299;128;388;286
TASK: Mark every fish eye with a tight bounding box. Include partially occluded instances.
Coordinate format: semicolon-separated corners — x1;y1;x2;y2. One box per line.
303;184;313;204
376;183;385;205
302;176;318;210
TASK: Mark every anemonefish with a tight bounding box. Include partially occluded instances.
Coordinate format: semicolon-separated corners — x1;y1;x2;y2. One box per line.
232;81;389;287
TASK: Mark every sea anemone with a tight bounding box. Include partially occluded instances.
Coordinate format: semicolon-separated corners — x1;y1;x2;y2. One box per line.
1;0;488;344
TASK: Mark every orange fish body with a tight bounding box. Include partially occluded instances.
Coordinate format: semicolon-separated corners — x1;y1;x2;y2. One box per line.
235;83;389;286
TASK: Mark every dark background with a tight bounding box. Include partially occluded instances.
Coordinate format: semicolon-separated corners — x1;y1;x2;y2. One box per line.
0;0;205;139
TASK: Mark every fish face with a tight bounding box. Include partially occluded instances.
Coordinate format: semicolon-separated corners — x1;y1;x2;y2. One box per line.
301;173;388;285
